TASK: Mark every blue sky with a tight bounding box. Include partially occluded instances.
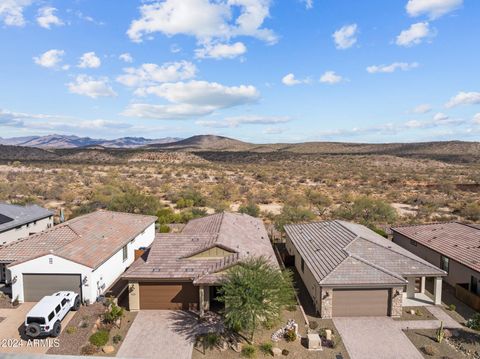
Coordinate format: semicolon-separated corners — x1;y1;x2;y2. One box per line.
0;0;479;143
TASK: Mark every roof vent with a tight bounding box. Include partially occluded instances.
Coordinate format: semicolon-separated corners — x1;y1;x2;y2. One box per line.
152;268;161;272
192;238;199;242
185;268;194;272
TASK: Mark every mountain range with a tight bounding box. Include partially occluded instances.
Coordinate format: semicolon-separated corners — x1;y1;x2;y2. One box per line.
0;134;181;149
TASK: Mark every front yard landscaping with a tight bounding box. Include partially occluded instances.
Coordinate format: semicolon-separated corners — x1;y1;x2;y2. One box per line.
47;300;137;357
404;327;480;358
395;306;436;321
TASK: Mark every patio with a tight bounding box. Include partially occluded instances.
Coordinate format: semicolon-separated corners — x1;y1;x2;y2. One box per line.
402;292;434;307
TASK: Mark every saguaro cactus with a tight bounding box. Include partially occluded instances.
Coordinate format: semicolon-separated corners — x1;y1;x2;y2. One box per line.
436;321;445;343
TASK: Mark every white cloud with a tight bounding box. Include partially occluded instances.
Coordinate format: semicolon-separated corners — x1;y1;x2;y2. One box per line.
333;24;358;50
473;113;480;124
433;112;449;122
367;62;419;73
123;80;260;119
263;127;284;134
396;22;433;47
127;0;277;45
282;73;309;86
303;0;313;9
117;61;197;88
320;71;343;84
78;52;101;68
412;103;432;114
195;42;247;59
67;75;117;98
33;49;66;69
0;0;33;26
36;7;64;29
196;115;290;128
119;53;133;63
406;0;463;19
445;91;480;108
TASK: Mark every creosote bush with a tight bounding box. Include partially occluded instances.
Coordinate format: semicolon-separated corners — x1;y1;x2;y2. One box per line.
241;344;256;358
89;330;109;347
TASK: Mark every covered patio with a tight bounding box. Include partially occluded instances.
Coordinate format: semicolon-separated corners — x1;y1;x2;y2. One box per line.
402;276;443;306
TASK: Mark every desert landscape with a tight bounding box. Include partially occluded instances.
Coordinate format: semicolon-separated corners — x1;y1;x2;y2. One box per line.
1;135;479;233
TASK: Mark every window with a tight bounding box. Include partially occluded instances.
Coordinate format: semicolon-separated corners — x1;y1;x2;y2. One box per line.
61;298;67;307
301;257;305;273
471;276;479;294
48;312;54;321
410;239;417;246
440;255;449;273
49;258;53;264
122;245;128;262
55;304;61;314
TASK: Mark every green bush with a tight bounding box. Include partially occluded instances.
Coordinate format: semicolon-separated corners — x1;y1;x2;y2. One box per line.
89;330;109;347
158;224;170;233
466;313;480;331
284;329;296;342
66;326;77;334
281;349;289;356
238;202;260;217
259;342;273;355
104;303;124;324
448;304;456;311
241;344;256;358
112;334;123;344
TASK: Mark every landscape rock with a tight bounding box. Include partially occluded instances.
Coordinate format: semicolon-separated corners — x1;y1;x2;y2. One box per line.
272;347;282;356
325;329;332;341
231;342;243;352
307;334;321;349
102;345;115;354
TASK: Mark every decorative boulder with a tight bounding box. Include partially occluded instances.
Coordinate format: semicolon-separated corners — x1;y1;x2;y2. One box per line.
307;334;321;350
325;329;332;341
272;347;283;356
102;345;115;354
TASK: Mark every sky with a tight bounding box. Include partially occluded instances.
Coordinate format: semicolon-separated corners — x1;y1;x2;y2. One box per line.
0;0;480;143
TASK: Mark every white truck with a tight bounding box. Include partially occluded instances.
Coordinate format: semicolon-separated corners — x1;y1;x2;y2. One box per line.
24;291;80;338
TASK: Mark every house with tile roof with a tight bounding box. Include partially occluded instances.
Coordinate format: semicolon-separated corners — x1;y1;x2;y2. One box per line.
284;220;446;318
123;212;277;314
0;210;156;304
0;202;53;247
392;222;480;310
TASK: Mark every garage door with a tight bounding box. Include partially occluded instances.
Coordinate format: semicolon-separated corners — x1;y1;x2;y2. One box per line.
333;288;389;317
23;274;82;302
139;282;199;310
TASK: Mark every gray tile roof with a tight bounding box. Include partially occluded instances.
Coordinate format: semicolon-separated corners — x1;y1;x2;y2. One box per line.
392;222;480;273
123;212;277;284
0;203;53;234
0;210;156;269
285;220;446;287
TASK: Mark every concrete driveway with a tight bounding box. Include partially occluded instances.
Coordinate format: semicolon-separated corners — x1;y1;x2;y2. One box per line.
117;311;196;359
333;317;423;359
0;302;75;355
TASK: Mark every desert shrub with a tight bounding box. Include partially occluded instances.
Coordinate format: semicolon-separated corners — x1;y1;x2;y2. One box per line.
66;326;77;334
284;329;297;342
286;304;297;312
89;330;109;347
309;321;319;330
448;304;456;311
466;313;480;330
423;345;437;356
281;349;289;356
241;344;256;358
176;198;194;209
158;224;170;233
333;196;396;227
259;342;273;355
112;334;123;344
238;202;260;217
462;202;480;221
81;344;98;355
274;205;315;232
329;337;338;349
104;303;124;324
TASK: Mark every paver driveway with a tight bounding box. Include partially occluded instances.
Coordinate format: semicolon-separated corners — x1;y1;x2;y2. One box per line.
117;310;195;359
333;317;423;359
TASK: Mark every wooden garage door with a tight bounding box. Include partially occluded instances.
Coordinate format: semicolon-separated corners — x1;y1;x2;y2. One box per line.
23;274;82;302
333;288;389;317
139;282;199;310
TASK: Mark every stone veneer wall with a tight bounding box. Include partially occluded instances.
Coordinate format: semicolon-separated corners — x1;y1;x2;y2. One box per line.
390;287;403;317
320;287;333;318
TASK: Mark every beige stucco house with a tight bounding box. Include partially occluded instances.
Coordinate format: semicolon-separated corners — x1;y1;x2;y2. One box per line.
285;220;446;318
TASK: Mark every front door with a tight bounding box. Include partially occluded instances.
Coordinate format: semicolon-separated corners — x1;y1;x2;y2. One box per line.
471;276;479;295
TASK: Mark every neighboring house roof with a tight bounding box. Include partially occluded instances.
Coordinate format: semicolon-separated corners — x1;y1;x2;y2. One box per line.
285;220;445;287
123;212;277;285
391;222;480;273
0;210;156;269
0;202;53;234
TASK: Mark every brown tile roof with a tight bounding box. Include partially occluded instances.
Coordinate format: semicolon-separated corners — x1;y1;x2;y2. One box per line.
0;210;156;269
123;212;277;284
285;220;445;287
391;222;480;273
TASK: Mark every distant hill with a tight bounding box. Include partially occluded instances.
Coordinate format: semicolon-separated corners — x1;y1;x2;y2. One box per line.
0;135;181;149
146;135;254;151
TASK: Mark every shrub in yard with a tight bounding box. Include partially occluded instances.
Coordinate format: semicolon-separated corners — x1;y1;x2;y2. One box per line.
259;342;273;355
66;326;77;334
158;224;170;233
415;309;423;316
204;333;221;348
241;344;256;358
447;304;456;311
281;349;289;356
89;330;109;347
286;304;296;312
112;334;123;344
466;313;480;331
309;321;318;330
284;329;296;342
104;302;124;324
329;338;338;349
423;345;437;356
81;344;98;355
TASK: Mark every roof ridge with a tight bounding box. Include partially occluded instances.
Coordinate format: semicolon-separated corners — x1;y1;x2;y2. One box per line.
391;221;460;230
318;253;350;284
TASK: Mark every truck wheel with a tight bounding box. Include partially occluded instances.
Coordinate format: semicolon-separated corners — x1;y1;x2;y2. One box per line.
72;295;81;311
52;321;61;337
25;323;41;338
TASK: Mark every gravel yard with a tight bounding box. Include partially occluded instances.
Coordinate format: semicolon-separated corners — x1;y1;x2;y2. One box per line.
395;306;436;321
